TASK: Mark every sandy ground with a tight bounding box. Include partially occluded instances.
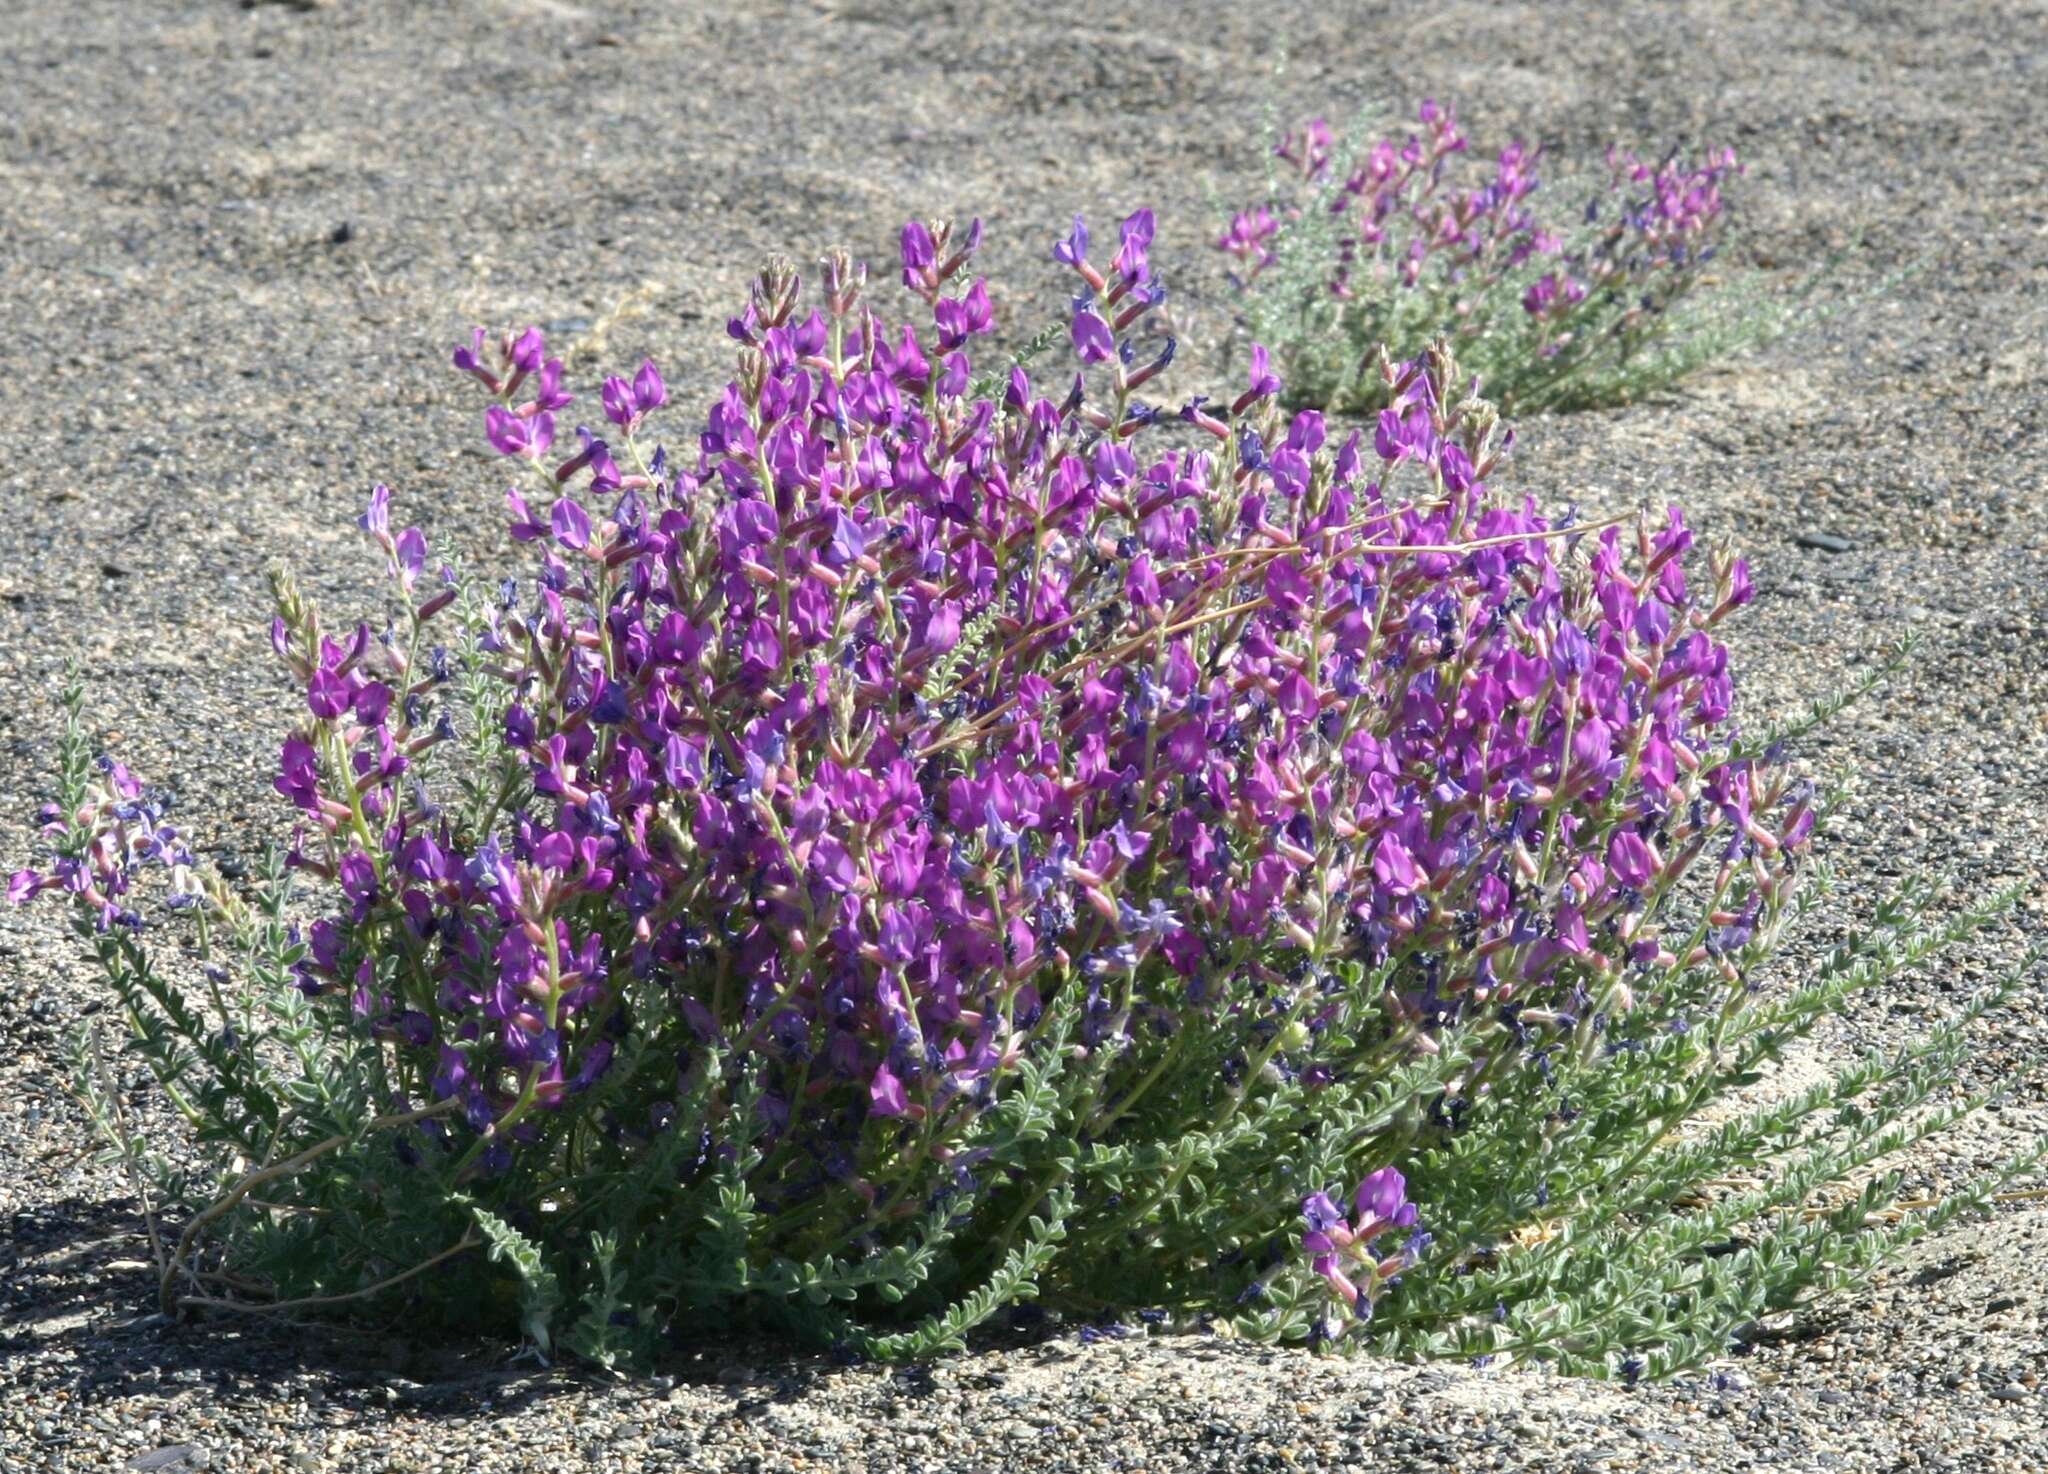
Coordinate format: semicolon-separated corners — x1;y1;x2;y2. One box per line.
2;1;2045;1469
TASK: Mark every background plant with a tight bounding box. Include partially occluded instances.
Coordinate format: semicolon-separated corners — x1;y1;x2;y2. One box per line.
15;209;2037;1377
1221;100;1839;415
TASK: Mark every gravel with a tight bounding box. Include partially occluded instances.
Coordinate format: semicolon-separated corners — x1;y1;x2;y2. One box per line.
2;0;2045;1469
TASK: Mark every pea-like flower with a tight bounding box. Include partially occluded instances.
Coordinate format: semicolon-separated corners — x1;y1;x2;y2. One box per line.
1301;1167;1421;1321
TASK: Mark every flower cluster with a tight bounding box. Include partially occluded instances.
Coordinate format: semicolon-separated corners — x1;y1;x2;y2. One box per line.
1223;100;1759;414
11;761;199;927
18;206;1908;1374
1301;1167;1422;1330
389;214;1782;1174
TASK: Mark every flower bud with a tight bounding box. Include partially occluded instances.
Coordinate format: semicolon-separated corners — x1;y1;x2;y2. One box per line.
822;247;864;319
736;345;770;404
754;254;801;328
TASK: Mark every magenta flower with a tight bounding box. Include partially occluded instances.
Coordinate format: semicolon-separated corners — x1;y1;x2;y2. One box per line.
1372;833;1422;896
1244;344;1281;400
1052;214;1089;267
933;279;993;350
1608;831;1656;889
632;358;666;413
600;376;637;427
600;359;667;429
485;406;555;461
527;358;572;414
1216;207;1279;269
1111;208;1156;285
507;326;545;375
550;498;591;550
451;327;500;392
392;527;428;592
1276;116;1333;179
1374;405;1437;465
1125;555;1160;609
306;667;350;719
869;1062;908;1118
1071;308;1114;365
901;221;936;283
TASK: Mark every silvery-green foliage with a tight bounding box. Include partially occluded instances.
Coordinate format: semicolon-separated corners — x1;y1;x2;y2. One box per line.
1224;98;1854;415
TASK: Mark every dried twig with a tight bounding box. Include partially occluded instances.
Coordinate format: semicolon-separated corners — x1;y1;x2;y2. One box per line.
161;1098;459;1313
86;1020;171;1287
175;1231;482;1317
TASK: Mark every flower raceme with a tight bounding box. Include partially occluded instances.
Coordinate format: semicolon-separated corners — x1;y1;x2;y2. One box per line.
1223;99;1737;319
8;763;199;927
15;207;1828;1361
1302;1167;1424;1326
1223;99;1752;414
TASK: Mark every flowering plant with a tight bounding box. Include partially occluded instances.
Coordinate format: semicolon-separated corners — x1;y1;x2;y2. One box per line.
1223;100;1832;415
17;209;2034;1374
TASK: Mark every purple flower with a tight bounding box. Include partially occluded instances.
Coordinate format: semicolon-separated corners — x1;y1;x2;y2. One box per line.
1355;1167;1406;1225
508;326;546;374
934;280;993;350
1374;405;1437;464
1052;214;1090;268
571;1039;616;1092
337;851;377;914
392;528;428;592
1244;344;1281;399
306;667;350;720
632;359;666;413
1071;309;1115;365
6;206;1802;1347
504;489;548;542
528;358;572;414
900;221;936;286
1111;208;1156;285
1125;555;1160;609
485;407;555;461
1608;830;1656;889
1550;620;1594;682
601;376;638;428
432;1046;469;1100
824;510;868;568
599;360;666;429
358;483;392;538
1372;833;1422;896
274;738;321;810
870;1062;909;1118
451;327;498;391
1216;207;1278;268
551;498;591;551
1302;1191;1345;1234
923;601;962;653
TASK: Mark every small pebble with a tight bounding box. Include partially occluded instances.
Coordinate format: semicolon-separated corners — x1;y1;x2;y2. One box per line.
1796;531;1856;553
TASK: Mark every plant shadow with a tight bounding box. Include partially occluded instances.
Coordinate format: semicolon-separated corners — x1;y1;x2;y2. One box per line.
8;1195;567;1420
5;1195;1080;1424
